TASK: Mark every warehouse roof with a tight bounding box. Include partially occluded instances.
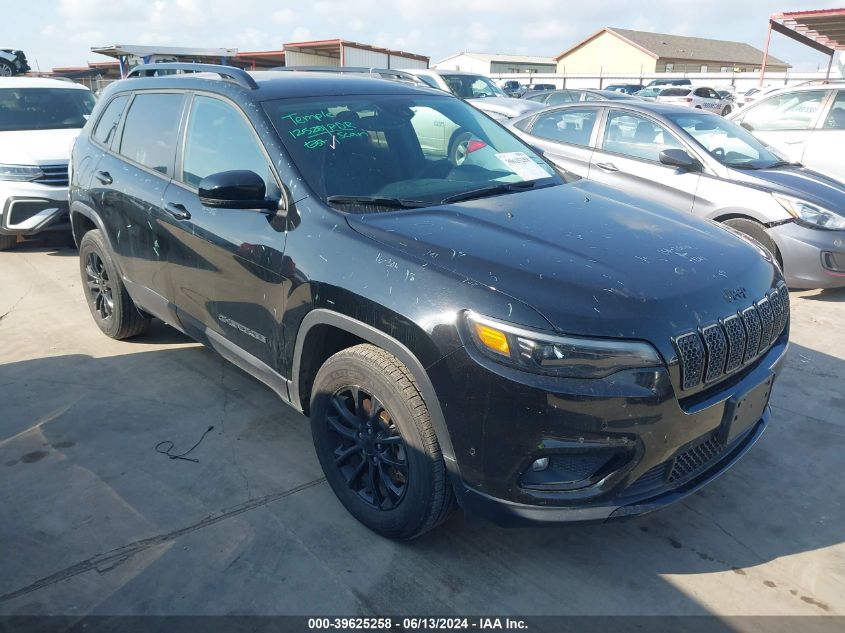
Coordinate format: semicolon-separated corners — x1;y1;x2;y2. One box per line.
556;27;788;66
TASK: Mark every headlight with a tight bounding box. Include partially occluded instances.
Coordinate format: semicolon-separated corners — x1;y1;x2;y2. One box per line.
773;193;845;230
0;164;44;182
465;312;663;379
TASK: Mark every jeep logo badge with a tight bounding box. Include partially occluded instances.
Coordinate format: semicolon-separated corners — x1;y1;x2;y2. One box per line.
723;287;747;303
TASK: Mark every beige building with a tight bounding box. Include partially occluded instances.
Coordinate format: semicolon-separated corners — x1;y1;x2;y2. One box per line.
556;27;789;74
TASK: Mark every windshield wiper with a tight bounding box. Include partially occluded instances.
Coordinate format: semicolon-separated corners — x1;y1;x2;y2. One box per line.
326;195;430;209
765;160;802;169
440;180;541;204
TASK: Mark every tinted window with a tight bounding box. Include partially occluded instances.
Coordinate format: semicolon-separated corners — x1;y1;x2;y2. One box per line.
182;96;270;188
263;94;558;205
530;108;598;147
602;111;684;162
92;95;128;146
417;75;441;90
741;90;826;131
119;93;183;175
663;88;692;97
823;91;845;130
440;74;505;99
0;88;95;131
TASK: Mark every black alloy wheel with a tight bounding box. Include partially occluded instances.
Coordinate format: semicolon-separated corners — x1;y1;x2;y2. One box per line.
84;251;114;321
327;385;409;510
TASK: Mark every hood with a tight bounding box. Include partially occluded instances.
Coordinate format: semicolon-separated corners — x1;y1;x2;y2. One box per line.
0;128;81;165
468;96;545;119
728;165;845;217
346;181;780;357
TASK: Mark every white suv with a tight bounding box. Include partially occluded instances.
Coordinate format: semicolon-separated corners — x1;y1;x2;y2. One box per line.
656;86;733;116
729;83;845;183
0;77;94;250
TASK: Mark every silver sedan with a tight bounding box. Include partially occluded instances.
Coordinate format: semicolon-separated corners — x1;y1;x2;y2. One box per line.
507;101;845;289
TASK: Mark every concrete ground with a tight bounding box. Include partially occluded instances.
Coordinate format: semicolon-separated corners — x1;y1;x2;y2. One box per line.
1;237;843;618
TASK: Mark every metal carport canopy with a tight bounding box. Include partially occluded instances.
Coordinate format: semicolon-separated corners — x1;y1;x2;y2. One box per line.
761;7;845;82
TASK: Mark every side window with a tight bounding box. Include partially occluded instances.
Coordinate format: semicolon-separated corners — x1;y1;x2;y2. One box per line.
530;108;598;147
823;91;845;130
602;111;684;162
119;93;184;175
182;96;271;189
694;88;708;98
92;95;128;147
546;91;575;106
741;90;826;131
417;75;441;90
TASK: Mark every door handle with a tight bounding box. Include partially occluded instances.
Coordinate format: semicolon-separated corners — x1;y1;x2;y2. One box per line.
595;162;619;172
94;170;112;185
164;202;191;221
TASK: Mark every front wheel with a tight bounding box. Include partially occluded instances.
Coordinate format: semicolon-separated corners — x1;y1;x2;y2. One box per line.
310;344;455;539
78;229;151;339
447;129;473;166
0;234;17;251
722;218;782;268
0;60;14;77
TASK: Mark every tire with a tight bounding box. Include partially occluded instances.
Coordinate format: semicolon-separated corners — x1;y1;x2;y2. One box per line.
447;129;473;166
78;229;151;339
310;344;455;539
0;234;17;251
722;218;782;267
721;106;732;116
0;60;14;77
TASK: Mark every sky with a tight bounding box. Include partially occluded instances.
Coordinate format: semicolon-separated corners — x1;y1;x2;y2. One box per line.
4;0;844;72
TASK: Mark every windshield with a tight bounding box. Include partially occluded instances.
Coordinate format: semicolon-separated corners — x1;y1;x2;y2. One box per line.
638;88;662;97
666;111;782;168
0;88;95;131
263;94;560;208
440;74;506;99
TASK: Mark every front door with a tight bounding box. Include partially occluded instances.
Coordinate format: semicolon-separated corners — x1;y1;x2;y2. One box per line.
801;90;845;182
165;94;288;371
734;89;830;164
590;109;701;213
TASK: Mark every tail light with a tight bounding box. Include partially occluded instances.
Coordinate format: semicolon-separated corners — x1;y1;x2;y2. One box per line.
684;98;693;102
466;139;487;154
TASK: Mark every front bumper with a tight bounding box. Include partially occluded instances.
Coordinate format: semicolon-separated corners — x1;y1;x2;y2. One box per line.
0;181;70;236
430;328;788;526
768;221;845;289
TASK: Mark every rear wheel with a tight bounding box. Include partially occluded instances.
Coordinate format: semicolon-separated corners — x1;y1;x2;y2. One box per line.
721;106;732;116
0;234;17;251
78;229;150;339
722;218;782;268
310;344;455;539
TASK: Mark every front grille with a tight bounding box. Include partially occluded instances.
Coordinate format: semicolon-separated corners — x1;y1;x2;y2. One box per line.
673;283;788;391
34;164;69;187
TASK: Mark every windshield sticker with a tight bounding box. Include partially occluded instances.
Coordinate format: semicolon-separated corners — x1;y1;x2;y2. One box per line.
494;152;550;181
281;110;369;149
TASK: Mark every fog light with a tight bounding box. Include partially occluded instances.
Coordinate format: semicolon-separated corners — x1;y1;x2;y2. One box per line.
531;457;549;471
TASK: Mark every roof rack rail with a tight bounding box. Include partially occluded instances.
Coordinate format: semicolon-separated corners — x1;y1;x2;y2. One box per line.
272;65;427;87
792;78;845;87
127;63;258;90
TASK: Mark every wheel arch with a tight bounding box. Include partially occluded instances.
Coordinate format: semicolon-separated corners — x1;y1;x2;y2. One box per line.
291;309;458;468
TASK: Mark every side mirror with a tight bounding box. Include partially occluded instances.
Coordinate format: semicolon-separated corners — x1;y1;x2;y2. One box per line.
198;170;278;210
659;148;700;171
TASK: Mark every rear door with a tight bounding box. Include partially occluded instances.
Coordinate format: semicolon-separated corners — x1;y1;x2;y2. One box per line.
164;93;287;370
93;91;189;320
590;109;701;213
800;90;845;182
732;89;830;163
521;106;600;178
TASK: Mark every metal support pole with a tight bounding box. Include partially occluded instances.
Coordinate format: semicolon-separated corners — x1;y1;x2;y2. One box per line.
760;20;773;86
825;52;834;80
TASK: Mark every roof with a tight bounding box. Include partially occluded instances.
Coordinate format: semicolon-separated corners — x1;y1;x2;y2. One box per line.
92;45;238;58
0;77;90;90
113;71;435;101
283;39;429;63
771;8;845;52
436;52;556;65
556;27;788;67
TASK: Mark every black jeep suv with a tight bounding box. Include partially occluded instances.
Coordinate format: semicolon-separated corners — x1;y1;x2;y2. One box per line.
69;64;789;539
